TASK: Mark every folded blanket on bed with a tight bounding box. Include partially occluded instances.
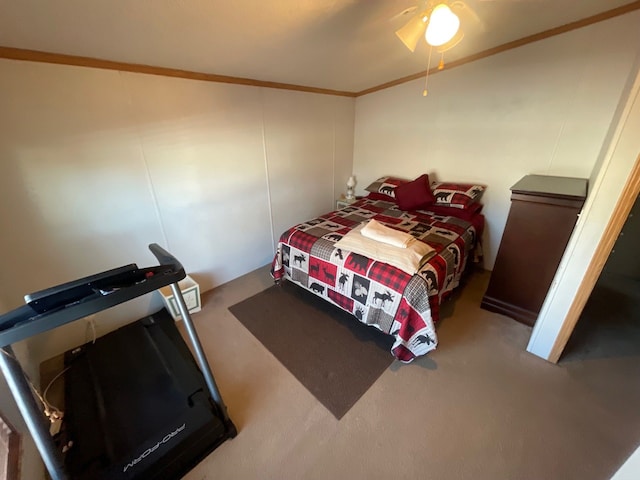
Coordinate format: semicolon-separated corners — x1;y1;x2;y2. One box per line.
334;224;435;275
361;219;413;248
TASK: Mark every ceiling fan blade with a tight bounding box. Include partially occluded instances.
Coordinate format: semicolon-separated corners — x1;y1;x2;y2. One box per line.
436;29;465;53
450;0;485;31
389;5;418;22
395;13;428;52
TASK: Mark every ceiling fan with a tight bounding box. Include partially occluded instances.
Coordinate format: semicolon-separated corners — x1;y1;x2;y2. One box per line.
393;0;486;95
394;0;483;54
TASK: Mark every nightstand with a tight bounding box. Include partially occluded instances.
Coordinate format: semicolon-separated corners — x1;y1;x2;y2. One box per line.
336;196;358;209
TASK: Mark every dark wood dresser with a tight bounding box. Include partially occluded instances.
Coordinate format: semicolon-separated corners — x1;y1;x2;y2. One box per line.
481;175;588;326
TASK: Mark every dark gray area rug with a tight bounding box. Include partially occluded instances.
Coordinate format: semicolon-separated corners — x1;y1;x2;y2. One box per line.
229;280;395;419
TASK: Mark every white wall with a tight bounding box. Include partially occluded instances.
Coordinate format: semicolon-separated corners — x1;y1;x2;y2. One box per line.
0;61;355;298
0;59;354;362
352;12;640;269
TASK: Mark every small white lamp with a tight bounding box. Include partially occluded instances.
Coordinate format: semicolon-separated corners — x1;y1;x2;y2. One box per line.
346;175;357;200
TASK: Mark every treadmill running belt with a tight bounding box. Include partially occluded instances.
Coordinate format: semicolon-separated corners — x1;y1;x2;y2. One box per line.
62;309;226;479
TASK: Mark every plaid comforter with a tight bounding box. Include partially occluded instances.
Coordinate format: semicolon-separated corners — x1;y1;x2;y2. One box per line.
271;198;480;362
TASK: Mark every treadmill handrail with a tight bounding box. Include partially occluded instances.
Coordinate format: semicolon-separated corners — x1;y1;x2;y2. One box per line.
0;244;186;347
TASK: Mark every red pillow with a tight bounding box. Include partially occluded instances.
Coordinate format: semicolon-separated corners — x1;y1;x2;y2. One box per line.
394;174;435;211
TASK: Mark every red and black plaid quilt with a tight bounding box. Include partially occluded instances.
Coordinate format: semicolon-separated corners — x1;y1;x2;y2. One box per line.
271;198;481;362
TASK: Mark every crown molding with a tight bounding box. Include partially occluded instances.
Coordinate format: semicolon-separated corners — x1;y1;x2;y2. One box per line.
0;46;356;97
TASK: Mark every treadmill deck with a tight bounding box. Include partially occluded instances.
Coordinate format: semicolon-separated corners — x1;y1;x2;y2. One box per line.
41;309;234;480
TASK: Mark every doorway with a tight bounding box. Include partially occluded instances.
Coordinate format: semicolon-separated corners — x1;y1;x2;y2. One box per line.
560;193;640;361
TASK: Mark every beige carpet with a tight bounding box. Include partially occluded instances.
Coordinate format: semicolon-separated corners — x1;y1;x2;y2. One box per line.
180;266;640;480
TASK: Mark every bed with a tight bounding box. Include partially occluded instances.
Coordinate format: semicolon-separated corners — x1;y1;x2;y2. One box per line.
271;180;484;363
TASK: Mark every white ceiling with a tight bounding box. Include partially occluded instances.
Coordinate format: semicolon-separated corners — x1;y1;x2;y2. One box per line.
0;0;637;93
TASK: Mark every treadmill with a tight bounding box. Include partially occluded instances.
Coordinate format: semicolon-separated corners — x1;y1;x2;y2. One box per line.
0;244;236;480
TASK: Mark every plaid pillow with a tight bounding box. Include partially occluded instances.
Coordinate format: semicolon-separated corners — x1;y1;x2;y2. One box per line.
364;176;408;200
431;182;485;210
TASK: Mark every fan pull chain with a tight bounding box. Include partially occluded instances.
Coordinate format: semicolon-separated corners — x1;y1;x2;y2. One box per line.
439;52;445;70
423;44;434;97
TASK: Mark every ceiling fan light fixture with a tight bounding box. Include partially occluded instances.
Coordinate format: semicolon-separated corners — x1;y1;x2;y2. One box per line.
395;14;429;52
425;4;460;47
